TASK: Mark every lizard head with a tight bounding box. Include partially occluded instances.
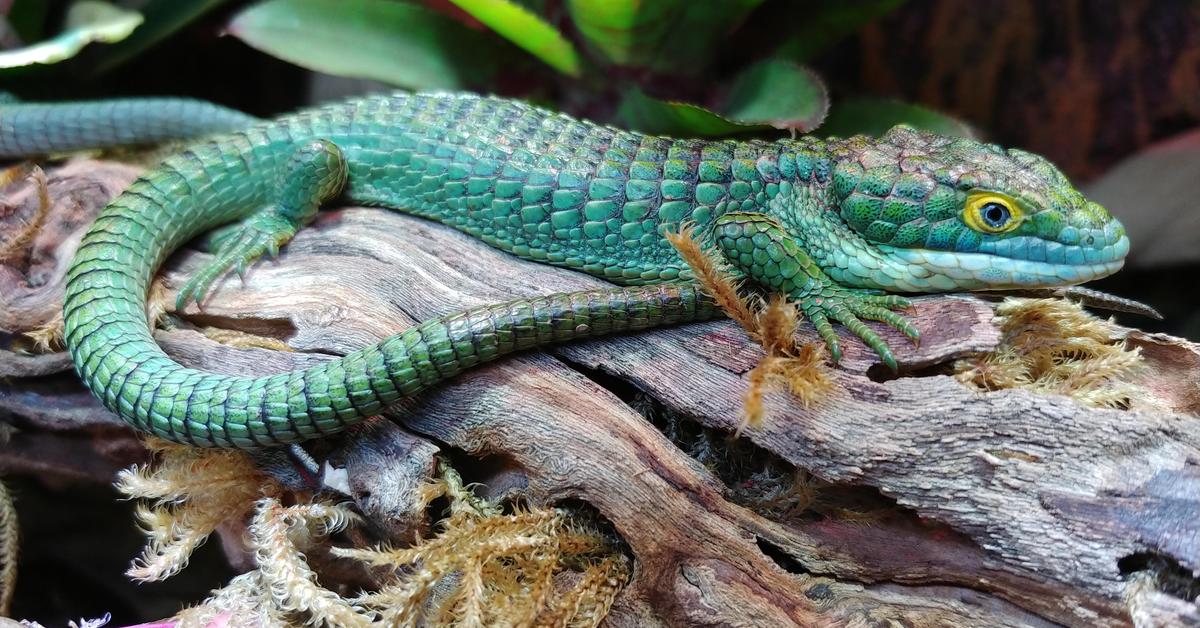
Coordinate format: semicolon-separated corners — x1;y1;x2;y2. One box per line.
828;125;1128;290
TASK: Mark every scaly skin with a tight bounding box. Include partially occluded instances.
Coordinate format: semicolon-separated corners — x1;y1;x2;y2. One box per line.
0;97;257;156
45;92;1128;448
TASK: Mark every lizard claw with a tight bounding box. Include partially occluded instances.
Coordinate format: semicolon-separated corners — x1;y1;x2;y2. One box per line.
798;288;920;371
176;213;295;310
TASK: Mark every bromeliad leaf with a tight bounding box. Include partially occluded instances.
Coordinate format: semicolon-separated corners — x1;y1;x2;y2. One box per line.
447;0;581;77
618;58;829;137
567;0;764;73
720;59;829;133
0;1;143;70
820;98;975;139
227;0;510;90
617;89;759;137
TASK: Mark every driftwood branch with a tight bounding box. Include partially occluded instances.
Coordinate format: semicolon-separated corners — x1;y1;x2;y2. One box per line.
1;159;1198;627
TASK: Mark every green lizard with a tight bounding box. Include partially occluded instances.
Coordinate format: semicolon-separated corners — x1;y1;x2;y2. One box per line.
1;93;1129;448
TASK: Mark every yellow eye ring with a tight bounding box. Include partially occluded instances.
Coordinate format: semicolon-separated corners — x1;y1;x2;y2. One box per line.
963;191;1023;234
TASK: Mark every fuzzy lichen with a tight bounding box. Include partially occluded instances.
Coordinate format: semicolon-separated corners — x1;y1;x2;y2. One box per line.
251;499;367;626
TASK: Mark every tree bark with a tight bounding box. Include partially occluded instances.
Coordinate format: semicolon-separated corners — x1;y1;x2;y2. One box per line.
1;159;1197;627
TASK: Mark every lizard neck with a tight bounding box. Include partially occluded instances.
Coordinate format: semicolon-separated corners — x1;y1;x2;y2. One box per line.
766;141;958;293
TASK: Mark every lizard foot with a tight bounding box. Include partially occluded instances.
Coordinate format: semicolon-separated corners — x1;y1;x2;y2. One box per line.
201;221;245;254
712;211;920;371
176;211;296;310
797;288;919;371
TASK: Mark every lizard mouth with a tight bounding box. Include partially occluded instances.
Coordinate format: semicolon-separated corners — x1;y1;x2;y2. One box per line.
878;234;1129;290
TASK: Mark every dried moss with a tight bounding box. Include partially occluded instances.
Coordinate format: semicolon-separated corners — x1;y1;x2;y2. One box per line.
666;224;832;430
955;297;1145;408
199;327;296;352
330;464;628;627
117;438;284;581
0;163;49;264
0;479;16;617
120;446;627;626
3;164;63;351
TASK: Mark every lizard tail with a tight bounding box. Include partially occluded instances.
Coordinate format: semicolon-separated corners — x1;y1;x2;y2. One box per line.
62;125;717;448
0;98;257;157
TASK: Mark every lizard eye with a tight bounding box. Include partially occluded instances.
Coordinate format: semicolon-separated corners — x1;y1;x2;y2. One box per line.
981;203;1009;228
964;192;1022;233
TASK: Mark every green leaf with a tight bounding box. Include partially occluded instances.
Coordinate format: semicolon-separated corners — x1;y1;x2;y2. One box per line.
617;89;759;137
446;0;581;77
227;0;509;90
774;0;907;63
820;98;975;138
567;0;764;73
0;1;143;69
721;59;829;132
617;58;828;137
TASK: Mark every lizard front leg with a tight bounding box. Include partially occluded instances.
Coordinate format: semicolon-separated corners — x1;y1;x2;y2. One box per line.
712;212;920;370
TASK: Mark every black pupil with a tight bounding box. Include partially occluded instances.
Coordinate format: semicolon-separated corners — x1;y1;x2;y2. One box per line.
982;202;1010;227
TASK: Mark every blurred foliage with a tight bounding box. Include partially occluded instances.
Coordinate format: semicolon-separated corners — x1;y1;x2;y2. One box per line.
821;98;974;139
227;0;509;90
89;0;230;74
771;0;905;63
617;59;830;136
2;1;1198;176
567;0;765;73
0;0;971;141
0;1;142;70
449;0;581;76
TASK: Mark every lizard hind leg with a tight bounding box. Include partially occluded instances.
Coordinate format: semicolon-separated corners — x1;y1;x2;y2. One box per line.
175;139;348;310
712;212;920;371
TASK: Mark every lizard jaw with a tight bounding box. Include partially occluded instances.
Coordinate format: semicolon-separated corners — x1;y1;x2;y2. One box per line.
877;235;1129;291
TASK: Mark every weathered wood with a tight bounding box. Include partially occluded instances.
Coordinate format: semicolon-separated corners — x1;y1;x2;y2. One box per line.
0;160;140;335
1;160;1198;627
